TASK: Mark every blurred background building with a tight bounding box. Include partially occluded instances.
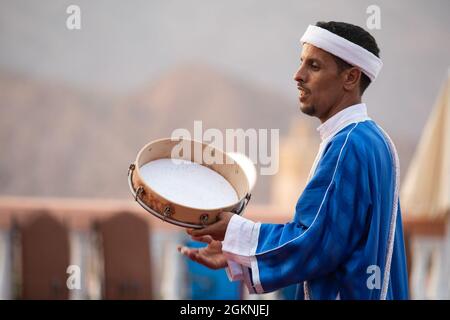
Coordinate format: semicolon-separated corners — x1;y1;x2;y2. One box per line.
0;0;449;299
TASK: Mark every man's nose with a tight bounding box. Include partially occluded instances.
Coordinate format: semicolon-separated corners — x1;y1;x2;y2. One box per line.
293;65;305;83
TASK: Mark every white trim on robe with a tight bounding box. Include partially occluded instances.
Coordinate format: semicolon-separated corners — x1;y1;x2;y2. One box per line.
221;103;373;295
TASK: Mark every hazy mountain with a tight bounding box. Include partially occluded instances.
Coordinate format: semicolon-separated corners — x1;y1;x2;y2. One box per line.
0;64;306;203
1;0;447;203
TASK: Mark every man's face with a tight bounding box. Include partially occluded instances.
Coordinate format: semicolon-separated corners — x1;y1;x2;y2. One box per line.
294;43;346;121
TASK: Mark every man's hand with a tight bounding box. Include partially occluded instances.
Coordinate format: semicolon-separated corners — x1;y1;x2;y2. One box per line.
177;235;227;270
187;211;234;241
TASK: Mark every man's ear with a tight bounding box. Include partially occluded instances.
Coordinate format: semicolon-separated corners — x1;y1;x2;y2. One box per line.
343;67;361;92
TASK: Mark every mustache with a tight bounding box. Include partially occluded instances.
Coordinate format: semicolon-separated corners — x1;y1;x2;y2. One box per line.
296;82;310;93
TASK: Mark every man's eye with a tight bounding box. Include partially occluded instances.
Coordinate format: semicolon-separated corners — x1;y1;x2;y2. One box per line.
311;63;319;70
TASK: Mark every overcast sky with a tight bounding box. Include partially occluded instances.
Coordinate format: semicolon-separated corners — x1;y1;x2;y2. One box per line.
1;0;449;143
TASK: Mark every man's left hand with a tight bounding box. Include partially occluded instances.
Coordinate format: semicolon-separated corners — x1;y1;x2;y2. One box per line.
187;211;234;241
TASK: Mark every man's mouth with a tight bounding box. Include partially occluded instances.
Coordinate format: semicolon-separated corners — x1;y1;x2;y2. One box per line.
297;85;310;100
297;84;310;94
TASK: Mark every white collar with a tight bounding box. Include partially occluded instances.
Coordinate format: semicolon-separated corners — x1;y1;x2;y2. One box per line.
317;103;371;141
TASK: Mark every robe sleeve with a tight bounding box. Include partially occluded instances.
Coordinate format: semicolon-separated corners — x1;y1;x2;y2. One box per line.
222;130;372;294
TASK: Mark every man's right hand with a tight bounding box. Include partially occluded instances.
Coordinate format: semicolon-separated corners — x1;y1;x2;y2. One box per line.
177;235;228;270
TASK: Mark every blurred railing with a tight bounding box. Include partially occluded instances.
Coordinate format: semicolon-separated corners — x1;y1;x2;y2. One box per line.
403;214;449;299
0;196;448;299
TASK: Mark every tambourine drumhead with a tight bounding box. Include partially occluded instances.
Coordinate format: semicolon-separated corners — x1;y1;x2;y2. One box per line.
139;158;239;210
128;137;254;228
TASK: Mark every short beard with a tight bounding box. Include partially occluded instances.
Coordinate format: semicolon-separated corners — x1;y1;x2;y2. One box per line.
299;103;316;116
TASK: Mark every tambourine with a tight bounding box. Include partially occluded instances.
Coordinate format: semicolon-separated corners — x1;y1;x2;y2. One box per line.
127;137;256;228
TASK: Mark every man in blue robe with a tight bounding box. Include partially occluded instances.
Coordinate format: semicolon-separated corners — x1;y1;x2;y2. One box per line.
178;21;409;300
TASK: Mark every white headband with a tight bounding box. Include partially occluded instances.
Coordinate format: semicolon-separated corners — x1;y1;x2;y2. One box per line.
300;25;382;81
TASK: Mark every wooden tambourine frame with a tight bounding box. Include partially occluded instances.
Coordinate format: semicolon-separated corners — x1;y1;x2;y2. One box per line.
127;138;253;229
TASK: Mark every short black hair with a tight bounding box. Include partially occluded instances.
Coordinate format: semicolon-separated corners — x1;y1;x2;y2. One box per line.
315;21;380;95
